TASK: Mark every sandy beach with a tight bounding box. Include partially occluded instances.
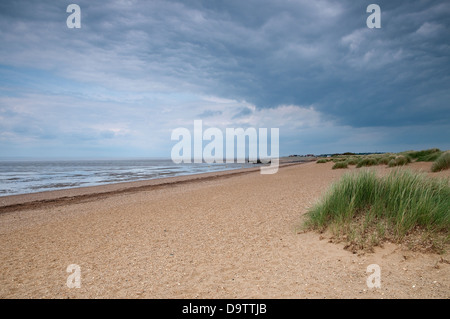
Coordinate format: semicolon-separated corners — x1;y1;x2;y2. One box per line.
0;161;448;299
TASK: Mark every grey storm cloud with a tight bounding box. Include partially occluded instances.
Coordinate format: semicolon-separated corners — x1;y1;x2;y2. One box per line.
197;109;223;118
232;107;253;119
0;0;449;156
2;0;449;124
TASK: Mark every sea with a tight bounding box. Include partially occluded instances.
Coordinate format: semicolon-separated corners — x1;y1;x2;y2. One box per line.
0;159;256;196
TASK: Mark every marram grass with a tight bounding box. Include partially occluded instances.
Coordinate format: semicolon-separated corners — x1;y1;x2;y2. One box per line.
388;155;411;167
356;157;378;168
318;148;449;173
403;148;442;162
303;169;450;253
346;158;359;165
332;161;348;169
431;151;450;172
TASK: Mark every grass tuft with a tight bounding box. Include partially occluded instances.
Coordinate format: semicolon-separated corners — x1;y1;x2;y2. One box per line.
377;156;392;165
323;148;446;171
388;155;411;167
402;148;442;162
356;157;378;168
332;161;348;169
303;169;450;253
431;151;450;172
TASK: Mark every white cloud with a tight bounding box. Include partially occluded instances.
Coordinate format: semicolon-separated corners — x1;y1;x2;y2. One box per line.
341;28;368;52
415;22;443;36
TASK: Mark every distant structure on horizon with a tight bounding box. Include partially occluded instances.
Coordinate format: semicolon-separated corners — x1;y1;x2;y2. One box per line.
317;152;386;157
287;151;387;158
288;154;315;157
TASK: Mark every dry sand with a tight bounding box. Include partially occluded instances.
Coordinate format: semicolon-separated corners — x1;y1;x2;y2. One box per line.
0;161;448;299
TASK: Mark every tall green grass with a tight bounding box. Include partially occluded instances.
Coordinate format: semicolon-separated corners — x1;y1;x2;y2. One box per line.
347;158;359;165
388;155;411;167
356;157;378;168
402;148;442;162
431;151;450;172
377;155;394;165
320;149;447;172
303;169;450;253
332;161;348;169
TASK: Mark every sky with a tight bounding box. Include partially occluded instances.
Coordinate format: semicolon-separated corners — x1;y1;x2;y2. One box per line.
0;0;449;158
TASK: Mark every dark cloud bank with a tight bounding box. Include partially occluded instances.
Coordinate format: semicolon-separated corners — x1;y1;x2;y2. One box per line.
0;0;449;156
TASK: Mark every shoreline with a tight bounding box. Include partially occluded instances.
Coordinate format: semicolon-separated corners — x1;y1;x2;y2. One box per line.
0;161;308;213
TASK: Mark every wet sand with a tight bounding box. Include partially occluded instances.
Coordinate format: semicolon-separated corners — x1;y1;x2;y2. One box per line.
0;161;448;298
